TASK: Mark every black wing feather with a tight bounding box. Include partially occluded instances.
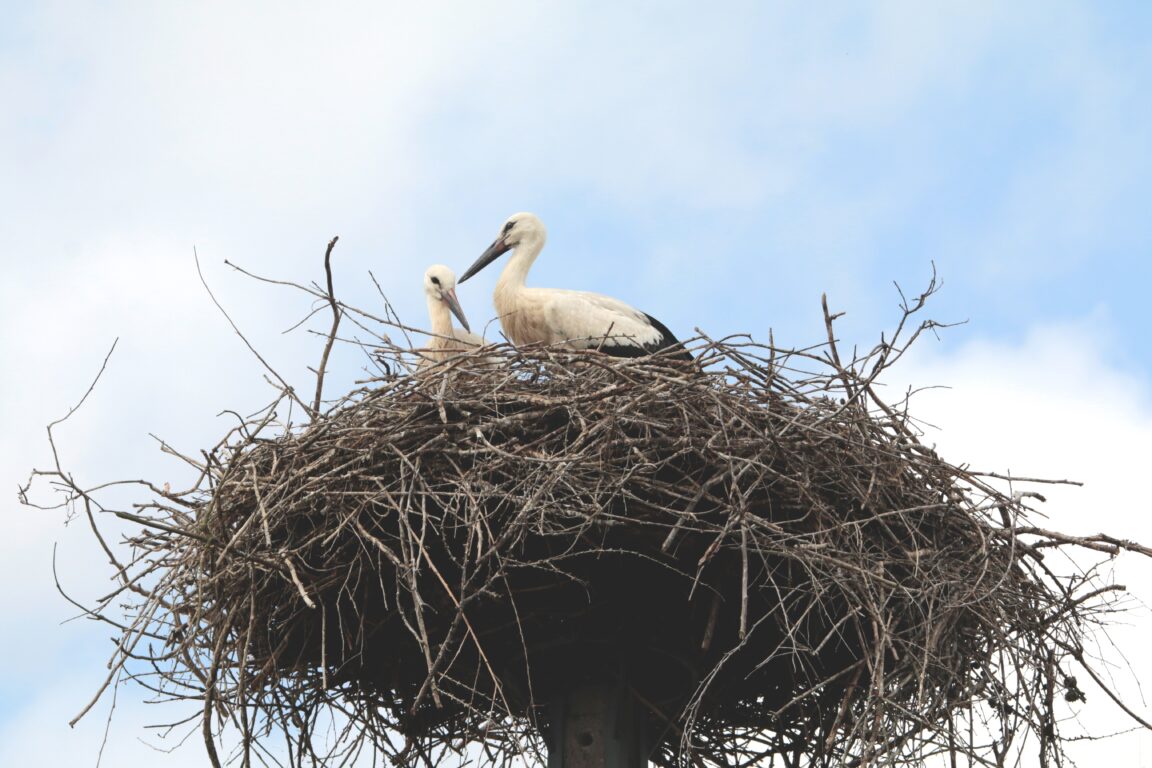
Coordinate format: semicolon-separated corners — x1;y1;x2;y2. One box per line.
595;313;692;362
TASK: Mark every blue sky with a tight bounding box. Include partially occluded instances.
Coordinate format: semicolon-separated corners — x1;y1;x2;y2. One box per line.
3;2;1152;765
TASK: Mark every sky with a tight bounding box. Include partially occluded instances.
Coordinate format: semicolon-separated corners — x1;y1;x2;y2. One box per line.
3;1;1152;765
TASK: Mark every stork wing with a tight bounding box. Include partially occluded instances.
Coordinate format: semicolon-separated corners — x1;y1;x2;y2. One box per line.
544;290;678;352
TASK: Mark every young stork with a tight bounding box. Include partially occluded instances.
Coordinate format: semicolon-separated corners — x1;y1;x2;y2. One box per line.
418;264;486;367
458;213;691;361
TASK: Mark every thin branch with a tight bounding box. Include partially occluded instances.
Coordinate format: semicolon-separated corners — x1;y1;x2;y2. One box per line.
194;247;310;415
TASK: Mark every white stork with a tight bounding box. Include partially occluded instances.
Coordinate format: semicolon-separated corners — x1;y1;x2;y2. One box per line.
417;264;487;366
458;213;691;361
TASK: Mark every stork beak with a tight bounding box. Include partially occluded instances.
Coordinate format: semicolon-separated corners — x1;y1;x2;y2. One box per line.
444;288;471;333
459;237;512;283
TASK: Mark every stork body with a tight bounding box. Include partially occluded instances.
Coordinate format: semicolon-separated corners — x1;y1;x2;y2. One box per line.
459;213;691;361
418;264;487;367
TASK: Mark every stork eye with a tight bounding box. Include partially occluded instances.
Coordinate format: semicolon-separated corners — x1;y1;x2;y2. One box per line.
503;221;515;234
430;276;441;285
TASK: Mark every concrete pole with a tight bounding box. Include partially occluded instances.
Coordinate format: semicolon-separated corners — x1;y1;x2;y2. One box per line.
547;683;646;768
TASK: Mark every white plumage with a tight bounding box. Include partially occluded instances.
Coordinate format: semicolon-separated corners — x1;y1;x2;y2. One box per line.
417;264;487;367
458;213;690;361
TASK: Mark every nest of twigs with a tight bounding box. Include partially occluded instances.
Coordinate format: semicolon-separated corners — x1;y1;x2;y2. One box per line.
24;271;1152;768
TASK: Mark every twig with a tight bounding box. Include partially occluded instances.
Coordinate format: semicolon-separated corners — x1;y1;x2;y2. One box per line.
195;248;311;415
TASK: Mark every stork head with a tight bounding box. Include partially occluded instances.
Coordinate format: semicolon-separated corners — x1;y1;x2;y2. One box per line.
459;212;547;283
424;264;471;332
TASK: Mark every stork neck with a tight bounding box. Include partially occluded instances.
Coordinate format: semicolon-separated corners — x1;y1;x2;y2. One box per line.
426;295;453;337
499;234;544;289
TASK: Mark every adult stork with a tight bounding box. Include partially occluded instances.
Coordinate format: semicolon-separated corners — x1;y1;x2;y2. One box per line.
458;213;691;361
417;264;487;367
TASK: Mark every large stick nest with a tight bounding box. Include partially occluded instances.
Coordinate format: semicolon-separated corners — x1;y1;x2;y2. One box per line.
24;274;1152;768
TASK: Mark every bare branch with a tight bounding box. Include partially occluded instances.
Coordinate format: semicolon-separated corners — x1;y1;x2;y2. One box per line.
311;236;341;415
